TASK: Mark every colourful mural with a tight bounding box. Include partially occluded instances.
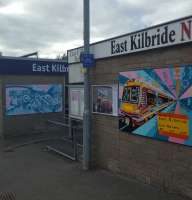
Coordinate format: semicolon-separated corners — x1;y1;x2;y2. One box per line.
6;84;63;115
119;64;192;146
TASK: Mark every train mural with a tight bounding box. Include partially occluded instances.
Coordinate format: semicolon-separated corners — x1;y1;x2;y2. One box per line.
119;79;174;131
119;65;192;146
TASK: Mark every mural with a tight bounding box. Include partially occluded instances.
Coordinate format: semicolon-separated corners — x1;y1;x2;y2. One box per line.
119;64;192;146
6;84;63;115
93;86;113;114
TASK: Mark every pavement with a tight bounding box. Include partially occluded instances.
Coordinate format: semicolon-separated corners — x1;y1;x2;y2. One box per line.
0;139;189;200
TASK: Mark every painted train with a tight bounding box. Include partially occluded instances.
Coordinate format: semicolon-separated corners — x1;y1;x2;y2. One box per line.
119;79;174;131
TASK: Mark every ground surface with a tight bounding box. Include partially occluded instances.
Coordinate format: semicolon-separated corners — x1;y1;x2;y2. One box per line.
0;139;189;200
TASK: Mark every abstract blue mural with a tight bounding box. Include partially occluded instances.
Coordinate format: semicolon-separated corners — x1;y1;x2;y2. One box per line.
6;84;63;115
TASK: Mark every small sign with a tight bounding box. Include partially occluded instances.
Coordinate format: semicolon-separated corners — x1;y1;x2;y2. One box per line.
158;113;189;139
80;53;95;68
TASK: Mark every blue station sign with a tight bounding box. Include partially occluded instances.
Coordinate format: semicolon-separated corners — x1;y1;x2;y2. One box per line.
80;53;95;68
0;57;68;75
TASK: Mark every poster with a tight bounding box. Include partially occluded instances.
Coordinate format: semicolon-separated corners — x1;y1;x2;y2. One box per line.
69;87;84;119
92;85;118;116
6;84;63;115
119;64;192;146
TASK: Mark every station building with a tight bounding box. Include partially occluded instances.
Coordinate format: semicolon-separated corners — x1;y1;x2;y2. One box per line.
68;16;192;197
0;57;68;138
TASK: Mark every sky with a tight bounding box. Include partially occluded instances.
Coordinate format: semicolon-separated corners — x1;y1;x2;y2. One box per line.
0;0;191;58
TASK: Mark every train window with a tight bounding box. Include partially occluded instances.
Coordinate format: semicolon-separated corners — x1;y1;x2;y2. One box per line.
146;91;156;105
122;87;130;101
122;86;139;103
158;95;169;104
130;86;139;103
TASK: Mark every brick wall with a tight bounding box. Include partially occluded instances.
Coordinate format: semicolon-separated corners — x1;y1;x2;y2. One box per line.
0;75;66;138
90;43;192;198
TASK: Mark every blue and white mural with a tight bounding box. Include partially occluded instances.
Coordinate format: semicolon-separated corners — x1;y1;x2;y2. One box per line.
6;84;63;115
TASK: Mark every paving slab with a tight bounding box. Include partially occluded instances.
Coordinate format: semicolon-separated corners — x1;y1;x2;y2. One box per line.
0;141;189;200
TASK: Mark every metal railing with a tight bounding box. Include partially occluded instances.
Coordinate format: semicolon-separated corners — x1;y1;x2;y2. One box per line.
46;117;83;161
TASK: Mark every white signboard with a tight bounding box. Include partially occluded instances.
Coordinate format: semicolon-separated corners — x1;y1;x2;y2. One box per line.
69;63;84;83
69;86;84;119
68;16;192;64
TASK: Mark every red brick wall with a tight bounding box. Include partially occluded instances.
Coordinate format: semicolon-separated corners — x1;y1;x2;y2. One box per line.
90;43;192;198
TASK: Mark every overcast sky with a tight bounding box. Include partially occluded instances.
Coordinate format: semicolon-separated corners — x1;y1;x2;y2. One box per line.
0;0;191;58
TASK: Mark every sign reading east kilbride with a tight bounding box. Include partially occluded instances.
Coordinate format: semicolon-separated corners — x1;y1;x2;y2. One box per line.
0;57;68;75
68;16;192;63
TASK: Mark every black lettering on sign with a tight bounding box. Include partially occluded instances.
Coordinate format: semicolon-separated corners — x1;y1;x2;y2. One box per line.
130;35;138;50
161;26;168;44
111;40;128;54
169;30;176;42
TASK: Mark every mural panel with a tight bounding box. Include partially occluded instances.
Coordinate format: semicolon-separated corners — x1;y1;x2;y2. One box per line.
6;84;63;115
119;64;192;146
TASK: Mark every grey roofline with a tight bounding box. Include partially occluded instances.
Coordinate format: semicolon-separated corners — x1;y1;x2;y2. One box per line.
0;56;67;63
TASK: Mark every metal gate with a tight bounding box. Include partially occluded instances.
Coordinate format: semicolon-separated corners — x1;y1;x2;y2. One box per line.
46;117;83;161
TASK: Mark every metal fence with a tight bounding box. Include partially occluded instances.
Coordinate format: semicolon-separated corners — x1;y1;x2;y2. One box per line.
46;117;83;161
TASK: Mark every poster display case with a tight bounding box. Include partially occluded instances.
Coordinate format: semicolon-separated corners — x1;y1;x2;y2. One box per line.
69;86;84;119
92;85;118;116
